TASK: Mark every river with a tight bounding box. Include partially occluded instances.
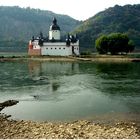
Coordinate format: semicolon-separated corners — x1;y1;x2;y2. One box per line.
0;61;140;122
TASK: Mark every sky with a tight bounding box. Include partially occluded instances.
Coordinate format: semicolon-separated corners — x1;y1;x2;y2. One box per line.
0;0;139;20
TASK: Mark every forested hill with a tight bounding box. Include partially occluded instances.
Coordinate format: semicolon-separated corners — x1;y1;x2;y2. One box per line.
0;6;80;51
1;5;140;52
73;4;140;50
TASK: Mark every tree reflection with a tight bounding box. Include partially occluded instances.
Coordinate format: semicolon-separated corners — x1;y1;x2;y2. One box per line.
95;62;140;95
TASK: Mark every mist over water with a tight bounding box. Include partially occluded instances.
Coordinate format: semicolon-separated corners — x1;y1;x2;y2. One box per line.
0;61;140;122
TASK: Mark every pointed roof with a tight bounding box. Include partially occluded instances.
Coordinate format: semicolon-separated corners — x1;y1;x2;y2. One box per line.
50;17;60;30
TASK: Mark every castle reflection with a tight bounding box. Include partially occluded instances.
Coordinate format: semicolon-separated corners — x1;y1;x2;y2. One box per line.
28;61;79;76
28;61;79;93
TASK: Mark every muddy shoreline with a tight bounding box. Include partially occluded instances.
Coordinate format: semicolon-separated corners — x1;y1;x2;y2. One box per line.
0;55;139;63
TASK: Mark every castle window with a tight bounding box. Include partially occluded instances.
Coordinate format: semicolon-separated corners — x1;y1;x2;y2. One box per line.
59;48;61;49
51;48;52;49
63;48;65;49
55;48;57;49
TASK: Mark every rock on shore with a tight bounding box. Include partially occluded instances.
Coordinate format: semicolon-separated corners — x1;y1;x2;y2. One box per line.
0;100;19;111
0;114;139;139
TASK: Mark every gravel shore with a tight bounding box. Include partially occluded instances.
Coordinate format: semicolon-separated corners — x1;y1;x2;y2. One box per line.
0;114;139;139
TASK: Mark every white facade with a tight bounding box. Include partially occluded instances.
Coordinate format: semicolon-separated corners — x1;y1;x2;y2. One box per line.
49;30;60;40
41;42;79;56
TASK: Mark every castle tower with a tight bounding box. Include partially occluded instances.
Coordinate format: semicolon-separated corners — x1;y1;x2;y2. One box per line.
49;18;61;41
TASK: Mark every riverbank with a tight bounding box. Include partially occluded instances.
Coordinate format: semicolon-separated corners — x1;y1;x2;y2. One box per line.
0;113;139;139
0;55;140;62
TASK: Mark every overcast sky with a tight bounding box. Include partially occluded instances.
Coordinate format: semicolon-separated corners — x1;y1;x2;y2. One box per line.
0;0;139;20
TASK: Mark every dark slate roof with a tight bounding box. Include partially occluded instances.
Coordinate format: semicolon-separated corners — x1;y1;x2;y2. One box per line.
50;18;60;30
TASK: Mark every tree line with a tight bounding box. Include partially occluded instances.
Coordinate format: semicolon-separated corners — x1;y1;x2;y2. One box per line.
95;33;135;54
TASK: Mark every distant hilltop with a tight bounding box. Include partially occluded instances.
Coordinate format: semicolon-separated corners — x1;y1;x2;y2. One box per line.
72;4;140;51
1;4;140;52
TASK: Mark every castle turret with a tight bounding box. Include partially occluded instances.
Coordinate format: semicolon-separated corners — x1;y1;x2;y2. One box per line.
49;18;61;41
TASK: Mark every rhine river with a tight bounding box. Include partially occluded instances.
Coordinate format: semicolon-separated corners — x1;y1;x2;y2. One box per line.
0;61;140;122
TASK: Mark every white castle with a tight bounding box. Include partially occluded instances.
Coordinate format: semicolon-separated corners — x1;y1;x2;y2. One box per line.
28;18;79;56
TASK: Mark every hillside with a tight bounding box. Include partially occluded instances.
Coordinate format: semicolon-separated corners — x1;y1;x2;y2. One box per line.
73;4;140;51
0;6;80;52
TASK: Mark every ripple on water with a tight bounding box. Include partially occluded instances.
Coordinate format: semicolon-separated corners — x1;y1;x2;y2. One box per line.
0;61;140;122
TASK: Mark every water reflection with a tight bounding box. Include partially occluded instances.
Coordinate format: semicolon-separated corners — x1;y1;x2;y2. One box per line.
95;62;140;96
27;61;80;101
94;62;140;114
27;61;140;113
28;61;80;76
52;82;60;91
0;61;140;121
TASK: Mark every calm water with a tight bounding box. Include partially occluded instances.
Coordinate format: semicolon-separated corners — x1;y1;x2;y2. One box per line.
0;52;27;57
0;61;140;122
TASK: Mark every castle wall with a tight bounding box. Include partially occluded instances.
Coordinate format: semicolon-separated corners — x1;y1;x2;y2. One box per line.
28;48;41;56
71;41;80;55
41;42;72;56
28;41;79;56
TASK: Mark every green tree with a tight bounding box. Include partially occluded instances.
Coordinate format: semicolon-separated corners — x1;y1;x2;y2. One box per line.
95;35;108;54
108;33;129;54
95;33;135;55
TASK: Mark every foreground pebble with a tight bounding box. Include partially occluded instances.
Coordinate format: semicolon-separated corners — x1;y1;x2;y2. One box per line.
0;115;139;139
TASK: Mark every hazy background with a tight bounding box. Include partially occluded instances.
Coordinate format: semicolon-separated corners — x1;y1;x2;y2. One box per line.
0;0;140;20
